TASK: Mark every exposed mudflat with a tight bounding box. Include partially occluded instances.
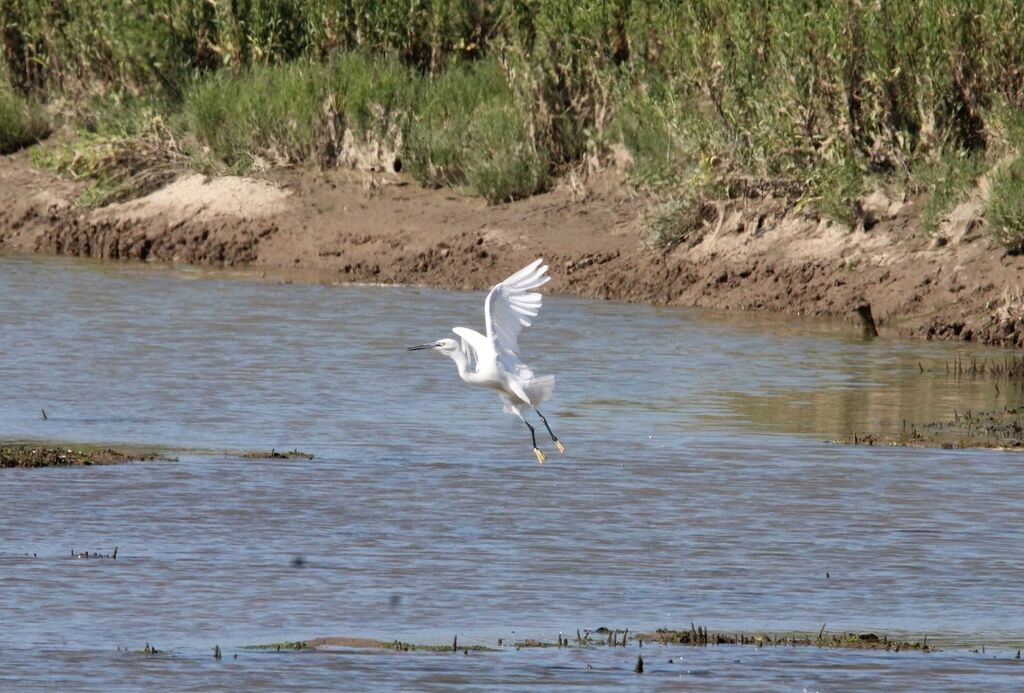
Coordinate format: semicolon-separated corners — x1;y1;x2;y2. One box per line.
2;149;1024;347
0;443;164;468
838;406;1024;450
249;626;934;654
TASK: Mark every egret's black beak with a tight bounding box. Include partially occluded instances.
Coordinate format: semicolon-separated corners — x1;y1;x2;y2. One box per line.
407;343;434;351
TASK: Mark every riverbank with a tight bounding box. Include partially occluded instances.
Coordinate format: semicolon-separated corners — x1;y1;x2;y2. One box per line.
2;150;1023;348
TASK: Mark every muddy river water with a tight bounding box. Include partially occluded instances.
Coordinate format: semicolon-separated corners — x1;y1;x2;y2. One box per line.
2;255;1023;690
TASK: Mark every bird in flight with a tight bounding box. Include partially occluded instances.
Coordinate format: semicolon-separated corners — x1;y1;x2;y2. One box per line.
408;258;564;463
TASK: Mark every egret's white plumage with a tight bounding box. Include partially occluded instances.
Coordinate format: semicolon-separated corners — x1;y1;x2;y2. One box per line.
408;258;563;463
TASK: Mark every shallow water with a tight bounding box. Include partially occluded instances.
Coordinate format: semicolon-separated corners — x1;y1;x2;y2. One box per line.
2;255;1024;690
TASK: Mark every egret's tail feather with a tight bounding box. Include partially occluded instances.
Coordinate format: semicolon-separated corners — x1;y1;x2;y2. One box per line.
526;374;555;406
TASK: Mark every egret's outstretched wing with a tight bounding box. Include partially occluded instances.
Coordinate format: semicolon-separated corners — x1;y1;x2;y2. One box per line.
484;258;549;358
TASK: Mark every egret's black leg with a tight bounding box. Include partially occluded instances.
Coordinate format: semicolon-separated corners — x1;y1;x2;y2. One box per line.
523;419;545;463
534;409;565;454
524;420;538;448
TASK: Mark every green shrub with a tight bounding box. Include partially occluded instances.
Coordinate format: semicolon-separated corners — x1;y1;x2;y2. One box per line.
0;87;48;153
613;87;691;190
916;151;986;232
405;57;511;187
812;160;870;226
647;190;714;251
325;53;418;134
183;61;326;169
183;54;418;171
987;156;1024;254
464;101;550;204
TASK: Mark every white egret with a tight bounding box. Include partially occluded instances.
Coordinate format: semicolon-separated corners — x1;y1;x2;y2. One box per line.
408;258;564;463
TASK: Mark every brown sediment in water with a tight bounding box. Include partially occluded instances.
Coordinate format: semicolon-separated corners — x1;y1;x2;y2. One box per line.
3;149;1024;349
0;444;167;469
837;407;1024;451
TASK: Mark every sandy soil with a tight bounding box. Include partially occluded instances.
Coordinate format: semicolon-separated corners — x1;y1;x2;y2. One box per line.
2;149;1023;347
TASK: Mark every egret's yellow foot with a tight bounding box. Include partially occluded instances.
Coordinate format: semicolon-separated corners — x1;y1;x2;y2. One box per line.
533;448;546;464
555;440;566;454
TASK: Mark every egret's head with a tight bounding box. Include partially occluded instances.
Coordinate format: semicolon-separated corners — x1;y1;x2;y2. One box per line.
407;338;459;355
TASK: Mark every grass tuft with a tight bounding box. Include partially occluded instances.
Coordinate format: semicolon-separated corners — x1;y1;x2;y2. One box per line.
0;86;49;154
915;152;987;233
183;61;327;170
987;155;1024;254
647;190;715;252
32;117;183;207
464;100;550;204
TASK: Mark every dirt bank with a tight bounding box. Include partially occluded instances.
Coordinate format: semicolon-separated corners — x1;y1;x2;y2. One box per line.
2;150;1023;347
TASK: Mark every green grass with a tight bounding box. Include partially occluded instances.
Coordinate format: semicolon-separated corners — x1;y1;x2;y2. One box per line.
463;100;550;203
182;54;546;202
646;190;714;252
987;155;1024;254
612;86;701;192
183;61;328;169
915;152;987;233
31;110;183;207
404;57;511;187
0;86;48;154
5;1;1024;213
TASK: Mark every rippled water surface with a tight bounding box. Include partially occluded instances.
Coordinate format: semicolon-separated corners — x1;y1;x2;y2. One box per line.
2;255;1024;690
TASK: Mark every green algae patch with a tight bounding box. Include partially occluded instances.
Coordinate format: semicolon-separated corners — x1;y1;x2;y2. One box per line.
0;443;169;469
